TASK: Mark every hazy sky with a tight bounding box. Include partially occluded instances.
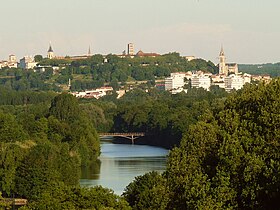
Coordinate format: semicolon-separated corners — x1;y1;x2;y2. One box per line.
0;0;279;64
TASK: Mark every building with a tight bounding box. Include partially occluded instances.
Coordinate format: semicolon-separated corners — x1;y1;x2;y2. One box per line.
218;46;238;75
165;72;186;94
47;43;54;59
135;50;160;58
0;54;18;69
127;43;134;56
191;75;211;91
224;74;244;92
19;56;37;69
71;87;114;99
184;56;196;61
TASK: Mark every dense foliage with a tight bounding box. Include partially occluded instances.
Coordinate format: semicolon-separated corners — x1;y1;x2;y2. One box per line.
0;92;102;209
89;87;227;148
123;79;280;209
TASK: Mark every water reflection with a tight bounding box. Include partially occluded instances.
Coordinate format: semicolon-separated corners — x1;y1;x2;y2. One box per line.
81;160;100;180
80;142;168;195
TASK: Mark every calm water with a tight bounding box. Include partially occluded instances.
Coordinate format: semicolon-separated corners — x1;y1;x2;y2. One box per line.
80;141;169;195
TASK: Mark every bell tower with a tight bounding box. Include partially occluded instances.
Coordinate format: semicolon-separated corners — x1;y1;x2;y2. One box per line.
47;42;54;59
219;45;227;75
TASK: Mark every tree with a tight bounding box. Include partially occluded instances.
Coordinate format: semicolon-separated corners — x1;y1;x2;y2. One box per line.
21;185;131;210
49;93;79;122
0;112;28;143
15;142;80;200
34;55;43;62
123;171;169;210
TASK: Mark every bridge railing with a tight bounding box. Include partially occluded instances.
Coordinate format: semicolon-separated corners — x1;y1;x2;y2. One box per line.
99;132;145;137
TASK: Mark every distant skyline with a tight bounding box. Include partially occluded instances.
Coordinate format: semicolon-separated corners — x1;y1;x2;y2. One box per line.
0;0;279;64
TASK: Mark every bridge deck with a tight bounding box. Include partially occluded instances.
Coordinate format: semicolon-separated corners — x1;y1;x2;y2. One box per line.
99;132;145;137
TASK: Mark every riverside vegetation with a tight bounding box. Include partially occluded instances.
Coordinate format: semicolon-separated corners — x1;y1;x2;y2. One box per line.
0;58;279;209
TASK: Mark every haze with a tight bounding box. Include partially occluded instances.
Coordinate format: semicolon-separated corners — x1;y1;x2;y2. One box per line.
0;0;279;64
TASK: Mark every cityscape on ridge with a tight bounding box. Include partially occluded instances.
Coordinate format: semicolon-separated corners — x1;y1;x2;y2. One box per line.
0;42;272;100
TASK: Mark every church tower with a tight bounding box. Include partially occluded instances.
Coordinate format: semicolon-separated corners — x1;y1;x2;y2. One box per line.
47;43;54;59
219;46;227;75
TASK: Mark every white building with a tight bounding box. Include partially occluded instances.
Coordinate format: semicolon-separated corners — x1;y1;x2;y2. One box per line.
243;73;252;84
224;74;244;92
127;43;134;56
165;72;186;94
72;86;114;99
0;54;18;69
19;56;37;69
191;75;211;91
184;56;195;61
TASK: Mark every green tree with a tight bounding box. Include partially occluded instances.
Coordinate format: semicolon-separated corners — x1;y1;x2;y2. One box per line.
49;93;79;122
123;171;169;210
34;55;43;62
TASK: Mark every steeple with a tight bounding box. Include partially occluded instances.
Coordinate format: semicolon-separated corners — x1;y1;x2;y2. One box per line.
219;45;225;56
48;43;53;53
88;45;92;56
47;42;54;59
219;45;227;75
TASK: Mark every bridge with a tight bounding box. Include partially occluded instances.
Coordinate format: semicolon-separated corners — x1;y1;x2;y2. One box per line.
99;133;145;144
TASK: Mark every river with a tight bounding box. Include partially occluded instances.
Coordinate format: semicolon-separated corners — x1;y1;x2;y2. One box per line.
80;140;169;195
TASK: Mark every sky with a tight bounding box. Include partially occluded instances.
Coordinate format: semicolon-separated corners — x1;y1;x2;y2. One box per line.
0;0;279;64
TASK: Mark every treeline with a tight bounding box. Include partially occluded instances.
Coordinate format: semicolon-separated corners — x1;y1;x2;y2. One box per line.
239;62;280;77
0;87;56;105
0;93;116;209
122;79;280;209
83;86;228;148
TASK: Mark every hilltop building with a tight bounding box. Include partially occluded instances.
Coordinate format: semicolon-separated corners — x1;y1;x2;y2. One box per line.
165;72;187;94
0;54;18;69
191;74;211;91
218;46;238;75
47;43;54;59
224;74;244;92
19;56;37;69
184;56;196;61
135;50;160;58
127;43;134;56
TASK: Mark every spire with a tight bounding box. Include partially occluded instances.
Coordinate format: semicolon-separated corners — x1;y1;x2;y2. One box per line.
48;42;53;53
219;45;225;56
88;45;91;56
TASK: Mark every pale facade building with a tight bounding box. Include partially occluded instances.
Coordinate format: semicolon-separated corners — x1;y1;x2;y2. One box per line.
165;72;185;93
191;75;211;91
19;56;37;69
243;73;252;84
0;54;18;69
184;56;195;61
127;43;134;56
224;74;244;92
